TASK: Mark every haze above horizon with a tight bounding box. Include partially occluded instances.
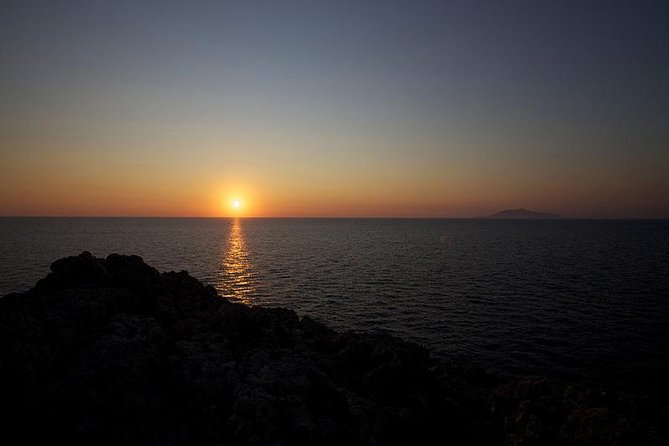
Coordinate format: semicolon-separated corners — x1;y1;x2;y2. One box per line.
1;1;668;218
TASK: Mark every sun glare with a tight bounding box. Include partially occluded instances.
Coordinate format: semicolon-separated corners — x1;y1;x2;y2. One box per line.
220;188;250;216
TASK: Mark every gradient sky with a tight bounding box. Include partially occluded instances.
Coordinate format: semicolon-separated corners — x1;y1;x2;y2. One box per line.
1;0;668;217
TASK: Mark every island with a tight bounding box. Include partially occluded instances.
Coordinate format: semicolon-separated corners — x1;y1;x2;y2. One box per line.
0;252;663;445
485;208;561;219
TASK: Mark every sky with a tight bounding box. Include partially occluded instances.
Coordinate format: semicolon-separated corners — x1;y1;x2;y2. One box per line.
1;0;668;217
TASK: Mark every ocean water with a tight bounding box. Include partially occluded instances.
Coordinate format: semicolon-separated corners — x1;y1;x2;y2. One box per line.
1;217;668;381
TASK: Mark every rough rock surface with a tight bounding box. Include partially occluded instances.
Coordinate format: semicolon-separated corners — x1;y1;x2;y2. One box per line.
0;252;666;445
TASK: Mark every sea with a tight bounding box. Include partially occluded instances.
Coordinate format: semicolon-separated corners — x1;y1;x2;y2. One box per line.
2;217;668;383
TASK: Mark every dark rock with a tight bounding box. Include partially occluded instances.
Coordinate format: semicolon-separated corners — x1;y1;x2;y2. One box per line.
561;407;631;446
0;252;665;445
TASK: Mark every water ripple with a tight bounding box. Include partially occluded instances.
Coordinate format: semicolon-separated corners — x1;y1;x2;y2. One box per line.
1;217;668;381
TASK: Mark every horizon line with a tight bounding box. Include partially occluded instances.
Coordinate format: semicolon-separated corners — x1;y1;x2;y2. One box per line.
1;215;668;220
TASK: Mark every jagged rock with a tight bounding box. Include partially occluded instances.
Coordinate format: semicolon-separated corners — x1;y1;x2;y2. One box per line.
0;252;665;445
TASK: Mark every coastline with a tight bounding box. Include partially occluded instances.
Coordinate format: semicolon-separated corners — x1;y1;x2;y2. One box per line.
0;252;666;445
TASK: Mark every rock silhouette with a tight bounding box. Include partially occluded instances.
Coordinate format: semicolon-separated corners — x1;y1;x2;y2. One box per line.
0;252;665;445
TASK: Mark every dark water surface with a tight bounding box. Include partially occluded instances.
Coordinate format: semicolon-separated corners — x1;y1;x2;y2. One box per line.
2;217;668;381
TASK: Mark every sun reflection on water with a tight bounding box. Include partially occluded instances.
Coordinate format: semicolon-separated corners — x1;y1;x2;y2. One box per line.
218;218;255;304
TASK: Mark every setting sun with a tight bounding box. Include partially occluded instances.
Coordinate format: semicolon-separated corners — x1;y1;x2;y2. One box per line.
218;187;253;216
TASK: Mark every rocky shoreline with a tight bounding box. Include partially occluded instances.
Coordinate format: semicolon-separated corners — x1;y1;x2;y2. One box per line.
0;252;666;445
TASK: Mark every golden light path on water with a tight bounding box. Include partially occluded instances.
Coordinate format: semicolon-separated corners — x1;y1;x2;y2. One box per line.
218;218;255;304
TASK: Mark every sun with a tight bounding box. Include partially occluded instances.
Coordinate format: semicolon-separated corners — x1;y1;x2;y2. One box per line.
220;190;249;216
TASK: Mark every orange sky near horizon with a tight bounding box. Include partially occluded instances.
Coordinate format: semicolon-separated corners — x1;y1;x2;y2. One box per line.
1;121;667;218
2;139;667;218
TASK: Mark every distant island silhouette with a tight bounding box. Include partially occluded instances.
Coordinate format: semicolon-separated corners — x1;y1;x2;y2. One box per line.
484;208;561;219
